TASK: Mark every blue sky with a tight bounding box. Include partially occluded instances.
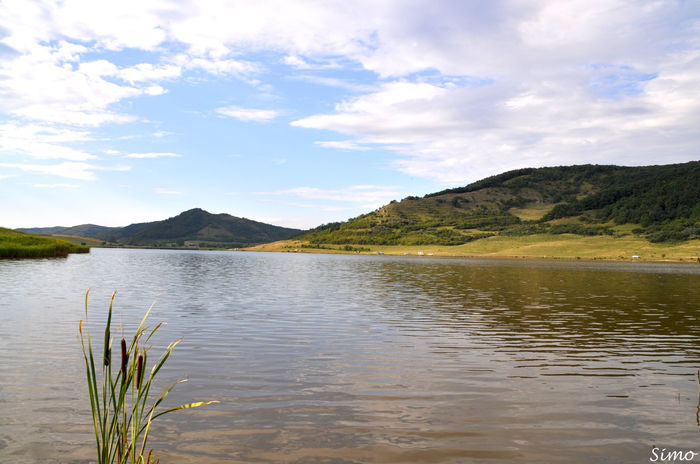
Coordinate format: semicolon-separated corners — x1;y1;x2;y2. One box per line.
1;1;699;229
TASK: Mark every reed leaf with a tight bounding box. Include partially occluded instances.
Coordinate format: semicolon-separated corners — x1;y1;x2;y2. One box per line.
79;290;217;464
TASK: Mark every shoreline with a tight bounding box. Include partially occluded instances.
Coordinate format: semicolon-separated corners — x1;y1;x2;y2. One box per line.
243;235;700;264
12;234;695;265
83;245;700;264
248;248;700;264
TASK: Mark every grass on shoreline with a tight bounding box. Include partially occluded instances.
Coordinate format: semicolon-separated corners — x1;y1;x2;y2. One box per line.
51;233;105;247
0;227;90;259
245;234;700;262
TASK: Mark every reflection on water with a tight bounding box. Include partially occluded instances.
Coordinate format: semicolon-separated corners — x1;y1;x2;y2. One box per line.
1;249;699;463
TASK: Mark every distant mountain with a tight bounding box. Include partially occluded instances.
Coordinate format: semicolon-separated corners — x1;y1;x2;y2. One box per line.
20;208;303;248
301;162;700;245
21;224;120;238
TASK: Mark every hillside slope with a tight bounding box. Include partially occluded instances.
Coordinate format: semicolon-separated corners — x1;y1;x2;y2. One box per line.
115;208;301;247
301;162;700;246
21;208;302;248
20;224;119;238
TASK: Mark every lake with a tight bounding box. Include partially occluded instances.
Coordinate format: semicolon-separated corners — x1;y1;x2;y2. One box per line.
1;248;699;463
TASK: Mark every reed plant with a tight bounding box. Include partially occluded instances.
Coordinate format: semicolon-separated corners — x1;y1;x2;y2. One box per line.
79;290;217;464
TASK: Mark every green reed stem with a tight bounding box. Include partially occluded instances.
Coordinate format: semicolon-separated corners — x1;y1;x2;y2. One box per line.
79;290;218;464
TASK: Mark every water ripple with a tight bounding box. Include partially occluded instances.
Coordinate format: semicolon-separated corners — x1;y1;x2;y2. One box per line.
1;249;698;463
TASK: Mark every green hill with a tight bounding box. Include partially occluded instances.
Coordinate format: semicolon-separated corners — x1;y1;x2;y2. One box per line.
301;162;700;246
20;224;120;238
0;228;90;258
114;208;301;248
21;208;302;249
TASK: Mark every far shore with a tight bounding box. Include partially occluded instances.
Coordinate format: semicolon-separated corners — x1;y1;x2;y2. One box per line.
14;231;698;264
243;234;700;264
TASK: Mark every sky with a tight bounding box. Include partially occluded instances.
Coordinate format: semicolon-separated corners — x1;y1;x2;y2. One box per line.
1;0;699;230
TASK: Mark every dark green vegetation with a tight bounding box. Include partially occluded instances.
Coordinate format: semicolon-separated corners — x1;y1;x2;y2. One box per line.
21;208;302;249
0;227;89;258
302;162;700;246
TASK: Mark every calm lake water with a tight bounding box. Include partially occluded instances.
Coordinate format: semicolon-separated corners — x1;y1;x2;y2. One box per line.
1;248;699;463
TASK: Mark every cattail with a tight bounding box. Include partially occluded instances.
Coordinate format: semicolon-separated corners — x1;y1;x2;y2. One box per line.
120;338;128;378
103;327;111;366
136;354;144;389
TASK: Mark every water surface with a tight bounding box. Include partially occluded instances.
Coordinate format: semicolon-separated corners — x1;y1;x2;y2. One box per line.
1;249;699;463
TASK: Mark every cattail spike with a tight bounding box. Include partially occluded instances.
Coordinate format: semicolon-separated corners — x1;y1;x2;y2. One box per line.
120;338;128;378
103;327;111;366
136;354;144;389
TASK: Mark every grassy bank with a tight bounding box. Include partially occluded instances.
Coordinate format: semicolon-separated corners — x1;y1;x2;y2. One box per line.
0;228;90;258
245;234;700;262
50;234;105;247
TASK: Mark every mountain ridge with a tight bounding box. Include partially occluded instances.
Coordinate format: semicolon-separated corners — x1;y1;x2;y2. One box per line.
19;208;302;248
301;162;700;245
18;162;700;249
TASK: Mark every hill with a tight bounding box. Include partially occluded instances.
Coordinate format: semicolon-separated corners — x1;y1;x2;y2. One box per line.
300;162;700;246
0;227;89;258
20;224;120;238
20;208;302;249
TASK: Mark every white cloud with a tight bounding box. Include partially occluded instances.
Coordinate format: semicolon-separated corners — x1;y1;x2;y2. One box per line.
287;74;374;91
144;85;166;96
100;165;132;173
0;42;144;126
283;55;310;68
0;122;91;144
0;122;96;161
125;152;183;159
0;1;269;189
0;160;131;181
216;105;281;122
154;188;183;195
186;57;260;76
293;50;700;183
118;63;182;84
293;81;450;139
1;1;692;80
0;0;698;188
33;183;79;188
0;162;99;180
259;185;403;204
314;140;370;151
2;141;96;162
